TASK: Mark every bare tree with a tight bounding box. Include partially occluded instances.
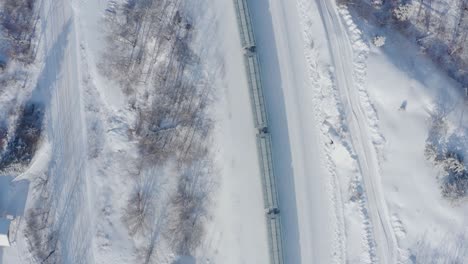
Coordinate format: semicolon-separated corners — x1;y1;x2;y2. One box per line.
0;0;38;63
166;157;215;256
102;0;218;260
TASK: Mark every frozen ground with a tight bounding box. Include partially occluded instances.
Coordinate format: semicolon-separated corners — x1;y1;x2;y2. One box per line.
3;0;272;263
1;0;467;263
246;0;467;263
251;0;467;263
202;1;271;263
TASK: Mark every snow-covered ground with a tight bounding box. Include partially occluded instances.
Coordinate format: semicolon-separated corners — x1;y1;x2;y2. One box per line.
3;0;272;263
249;0;344;263
355;9;468;262
248;0;467;263
1;0;467;263
201;1;271;263
2;0;93;263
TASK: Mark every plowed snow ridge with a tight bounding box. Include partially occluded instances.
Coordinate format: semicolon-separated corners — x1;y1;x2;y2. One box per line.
313;0;398;263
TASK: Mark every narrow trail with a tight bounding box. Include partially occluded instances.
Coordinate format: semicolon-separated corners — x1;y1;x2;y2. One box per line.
314;0;398;263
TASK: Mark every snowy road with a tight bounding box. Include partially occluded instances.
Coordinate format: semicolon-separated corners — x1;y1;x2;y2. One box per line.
315;0;398;262
35;0;94;263
249;0;341;263
250;0;399;263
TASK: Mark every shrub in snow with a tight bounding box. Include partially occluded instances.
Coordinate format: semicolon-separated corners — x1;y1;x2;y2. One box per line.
0;0;38;62
372;35;386;47
166;160;214;256
441;152;467;199
393;4;414;21
444;155;466;175
25;208;58;262
371;0;383;9
425;110;468;200
0;126;6;151
0;103;44;173
426;146;468;200
123;182;156;236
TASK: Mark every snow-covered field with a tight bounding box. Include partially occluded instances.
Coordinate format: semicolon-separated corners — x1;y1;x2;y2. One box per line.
3;0;272;263
1;0;467;263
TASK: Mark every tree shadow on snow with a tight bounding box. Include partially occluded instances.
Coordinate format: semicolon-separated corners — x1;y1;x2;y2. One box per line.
0;18;73;174
30;19;73;107
22;18;93;264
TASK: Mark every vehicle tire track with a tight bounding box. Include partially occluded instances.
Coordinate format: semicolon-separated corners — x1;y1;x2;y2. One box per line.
313;0;398;263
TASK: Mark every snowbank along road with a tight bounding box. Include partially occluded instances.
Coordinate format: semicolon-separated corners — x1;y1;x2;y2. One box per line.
249;0;343;262
248;0;400;263
314;0;398;262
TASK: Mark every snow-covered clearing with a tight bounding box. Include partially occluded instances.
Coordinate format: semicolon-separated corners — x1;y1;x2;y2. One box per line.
349;6;468;262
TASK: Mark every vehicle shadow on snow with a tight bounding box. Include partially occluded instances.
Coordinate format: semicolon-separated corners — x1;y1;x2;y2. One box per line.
0;103;45;173
249;0;302;263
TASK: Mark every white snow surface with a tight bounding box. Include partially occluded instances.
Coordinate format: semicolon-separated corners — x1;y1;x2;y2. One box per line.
247;0;467;263
1;0;467;263
4;0;271;263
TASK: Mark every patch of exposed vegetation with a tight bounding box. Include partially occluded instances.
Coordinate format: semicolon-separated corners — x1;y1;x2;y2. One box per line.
0;0;40;174
0;102;44;173
425;106;468;200
0;0;39;63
